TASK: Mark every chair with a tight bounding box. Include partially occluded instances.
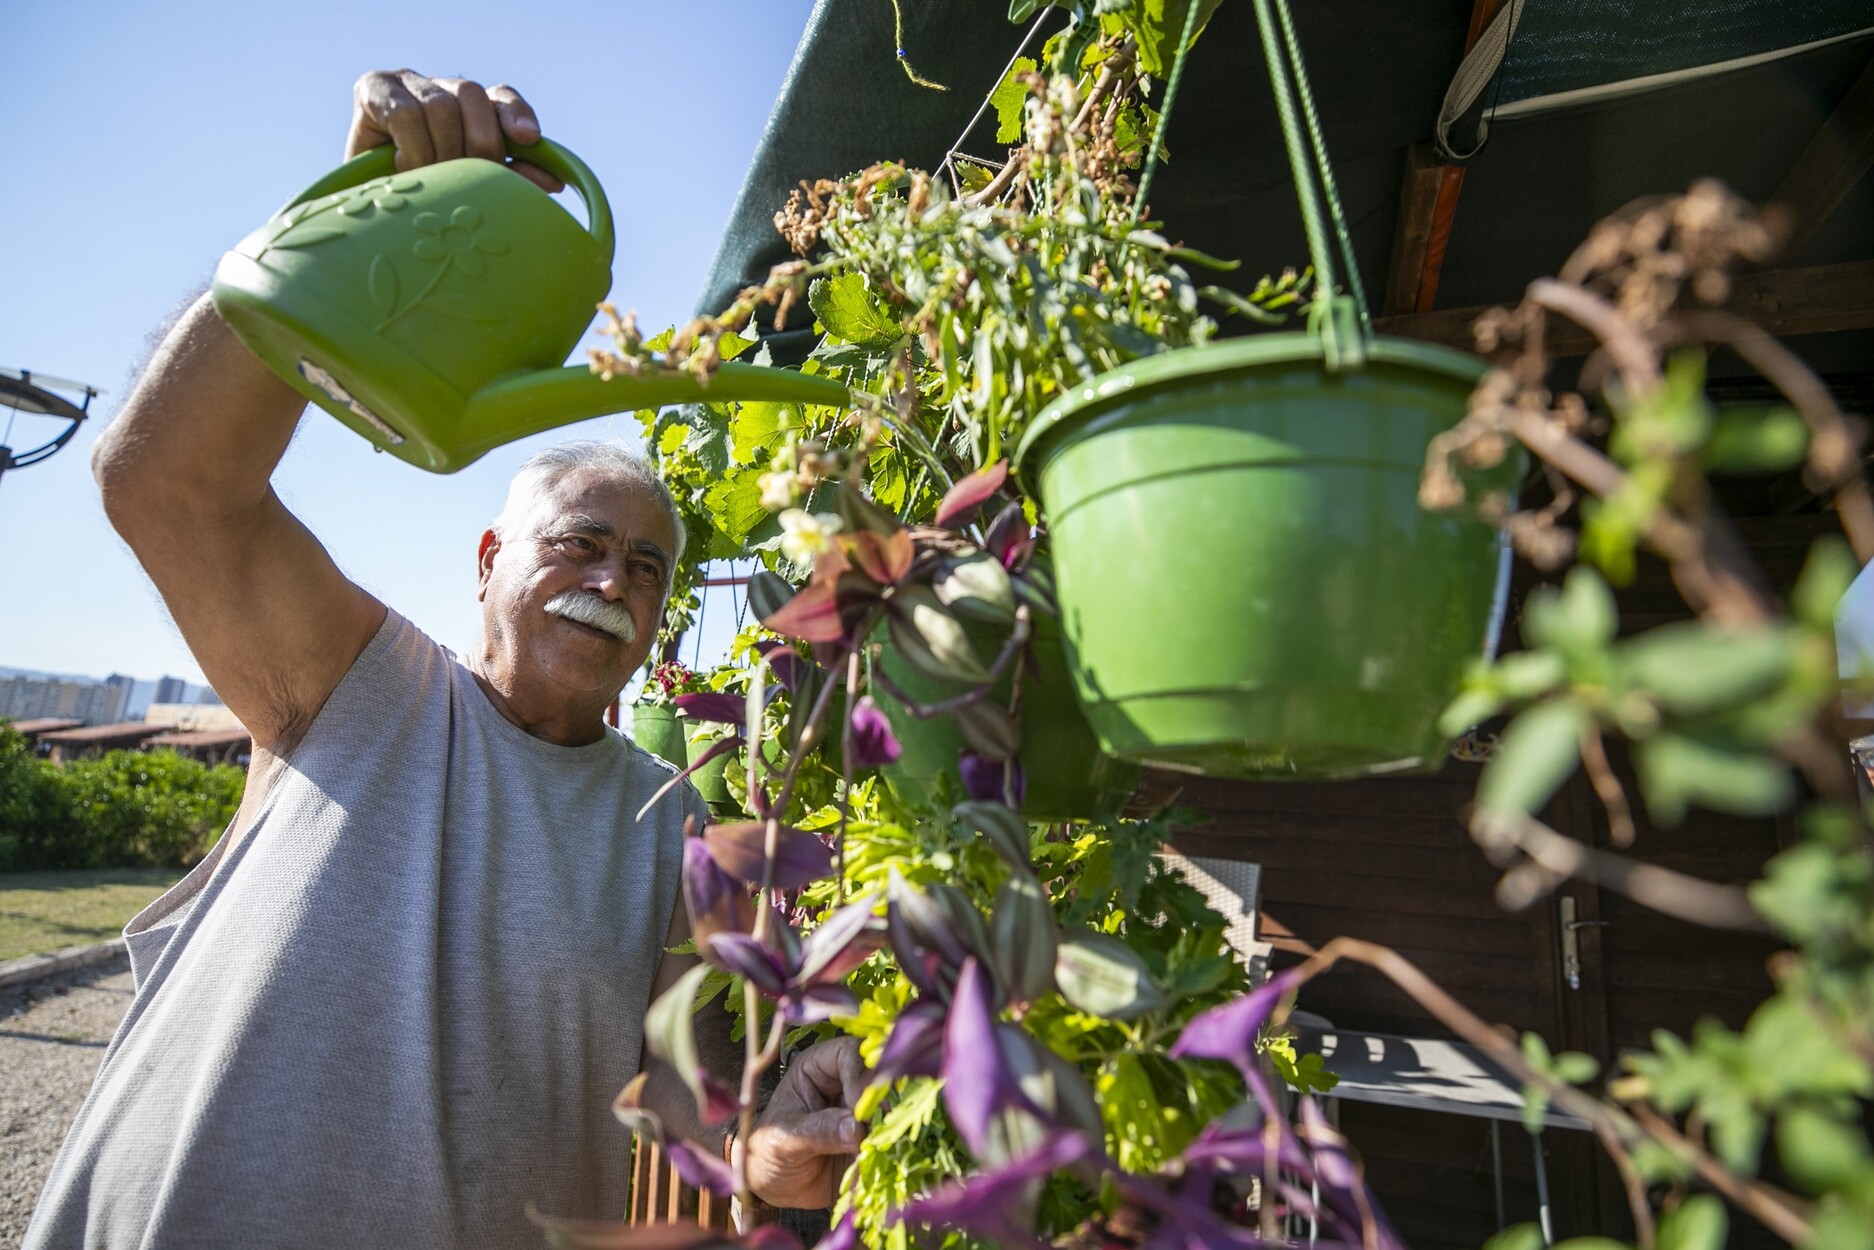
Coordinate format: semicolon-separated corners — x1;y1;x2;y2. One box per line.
1159;850;1587;1243
1158;849;1271;983
1290;1021;1591;1244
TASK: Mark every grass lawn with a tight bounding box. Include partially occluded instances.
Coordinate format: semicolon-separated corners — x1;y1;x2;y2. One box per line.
0;867;185;962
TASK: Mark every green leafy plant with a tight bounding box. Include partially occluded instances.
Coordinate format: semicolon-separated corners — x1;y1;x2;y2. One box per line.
571;7;1874;1250
0;725;244;872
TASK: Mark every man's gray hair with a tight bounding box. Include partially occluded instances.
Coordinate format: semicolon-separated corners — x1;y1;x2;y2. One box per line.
494;439;687;567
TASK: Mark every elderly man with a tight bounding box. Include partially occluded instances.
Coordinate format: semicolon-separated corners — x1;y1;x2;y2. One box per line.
24;71;857;1250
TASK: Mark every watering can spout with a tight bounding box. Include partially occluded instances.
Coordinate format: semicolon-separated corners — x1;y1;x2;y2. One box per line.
457;362;852;466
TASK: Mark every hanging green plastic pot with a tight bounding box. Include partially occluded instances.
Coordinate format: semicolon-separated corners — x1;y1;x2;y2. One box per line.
876;614;1141;822
685;725;743;819
631;703;688;771
1015;336;1517;779
1011;0;1521;780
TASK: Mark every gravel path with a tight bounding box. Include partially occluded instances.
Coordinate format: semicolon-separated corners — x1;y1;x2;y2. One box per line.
0;956;133;1246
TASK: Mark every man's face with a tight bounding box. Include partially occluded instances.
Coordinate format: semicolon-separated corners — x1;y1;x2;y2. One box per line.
476;468;676;701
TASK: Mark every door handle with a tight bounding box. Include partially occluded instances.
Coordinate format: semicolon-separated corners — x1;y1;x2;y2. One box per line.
1558;897;1604;990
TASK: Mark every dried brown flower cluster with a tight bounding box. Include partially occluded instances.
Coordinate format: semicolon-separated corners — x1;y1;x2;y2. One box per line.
587;257;813;389
774;177;844;257
586;302;652;381
1559;178;1788;329
1421;181;1874;593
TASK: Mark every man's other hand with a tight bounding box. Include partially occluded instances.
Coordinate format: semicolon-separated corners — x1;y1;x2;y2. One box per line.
744;1037;867;1210
346;70;563;192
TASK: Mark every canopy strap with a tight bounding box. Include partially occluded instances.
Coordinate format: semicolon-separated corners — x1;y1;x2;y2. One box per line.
1435;0;1526;162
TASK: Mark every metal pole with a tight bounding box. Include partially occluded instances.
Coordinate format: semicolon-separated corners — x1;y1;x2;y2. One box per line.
1533;1131;1554;1246
1490;1119;1505;1230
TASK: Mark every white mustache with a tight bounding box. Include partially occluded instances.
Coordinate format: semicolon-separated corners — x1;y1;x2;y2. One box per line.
545;591;637;643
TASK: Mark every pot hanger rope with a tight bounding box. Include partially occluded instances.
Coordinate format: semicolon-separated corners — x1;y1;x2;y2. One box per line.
1126;0;1373;368
1131;0;1206;220
1250;0;1372;367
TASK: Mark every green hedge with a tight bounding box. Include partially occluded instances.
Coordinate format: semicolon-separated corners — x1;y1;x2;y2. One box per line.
0;725;244;871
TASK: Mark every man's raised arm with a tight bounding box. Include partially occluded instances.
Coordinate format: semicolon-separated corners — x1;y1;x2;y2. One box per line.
94;293;384;752
93;71;556;752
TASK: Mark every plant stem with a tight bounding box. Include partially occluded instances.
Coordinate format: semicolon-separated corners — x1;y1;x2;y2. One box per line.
1478;811;1767;931
837;647;862;899
868;607;1032;719
850;391;958;492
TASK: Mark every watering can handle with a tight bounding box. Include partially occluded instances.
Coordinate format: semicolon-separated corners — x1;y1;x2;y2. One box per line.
270;137;616;268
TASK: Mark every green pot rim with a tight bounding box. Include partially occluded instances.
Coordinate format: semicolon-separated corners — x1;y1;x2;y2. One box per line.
1012;333;1488;496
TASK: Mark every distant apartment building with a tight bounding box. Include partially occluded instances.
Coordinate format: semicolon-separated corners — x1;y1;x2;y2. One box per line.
0;674;128;726
152;675;189;706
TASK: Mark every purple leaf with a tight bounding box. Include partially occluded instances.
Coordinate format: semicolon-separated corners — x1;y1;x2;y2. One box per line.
1180;1121;1312;1176
935;460;1009;529
682;838;753;944
894;1131;1092;1249
784;983;860;1023
887;917;944;998
940;958;1050;1158
525;1209;738;1249
698;1077;740;1127
844;529;916;585
1299;1096;1355;1190
940;959;1001;1156
755;639;808;693
702;932;790;996
796;895;884;987
664;1139;735;1198
762;575;847;645
1168;968;1304;1080
675;692;750;726
646;964;741;1128
1297;1096;1403;1249
887;872;971;975
871;999;947;1084
982;502;1035;570
704;822;835;890
960;751;1025;807
811;1212;859;1250
742;1229;804;1250
846;696;903;770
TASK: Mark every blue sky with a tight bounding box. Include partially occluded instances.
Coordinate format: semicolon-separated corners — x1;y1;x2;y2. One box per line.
0;0;820;690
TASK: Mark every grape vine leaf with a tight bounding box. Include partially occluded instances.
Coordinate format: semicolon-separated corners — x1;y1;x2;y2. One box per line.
991;57;1039;143
808;274;905;351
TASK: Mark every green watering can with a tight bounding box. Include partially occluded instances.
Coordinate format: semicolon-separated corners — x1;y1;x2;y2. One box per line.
212;139;849;473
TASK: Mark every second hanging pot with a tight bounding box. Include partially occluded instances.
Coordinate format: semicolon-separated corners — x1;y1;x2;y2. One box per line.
1014;333;1519;781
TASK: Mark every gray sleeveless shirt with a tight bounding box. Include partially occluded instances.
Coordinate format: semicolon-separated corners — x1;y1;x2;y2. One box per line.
25;611;700;1250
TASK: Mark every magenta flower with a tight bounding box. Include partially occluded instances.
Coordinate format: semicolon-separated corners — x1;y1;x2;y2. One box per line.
846;696;902;769
960;751;1025;807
